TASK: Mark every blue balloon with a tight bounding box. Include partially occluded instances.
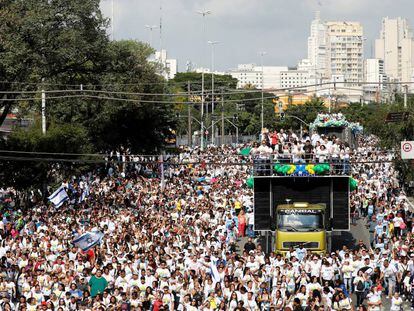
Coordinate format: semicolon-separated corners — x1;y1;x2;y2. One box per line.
295;164;308;176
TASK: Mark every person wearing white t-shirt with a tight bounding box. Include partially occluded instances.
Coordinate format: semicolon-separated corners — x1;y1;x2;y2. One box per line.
366;287;382;311
382;260;397;298
320;261;335;285
392;214;404;237
307;257;321;278
341;260;354;293
390;292;403;311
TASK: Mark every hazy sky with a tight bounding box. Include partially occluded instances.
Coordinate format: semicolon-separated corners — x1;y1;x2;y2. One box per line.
100;0;414;71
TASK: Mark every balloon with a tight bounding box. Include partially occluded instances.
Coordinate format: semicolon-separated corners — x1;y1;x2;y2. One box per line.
246;177;254;189
314;164;330;175
349;178;358;191
273;164;283;173
287;164;296;175
295;164;307;176
280;165;290;174
306;164;315;175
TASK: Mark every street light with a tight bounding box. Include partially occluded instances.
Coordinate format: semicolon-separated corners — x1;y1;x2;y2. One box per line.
145;25;158;47
259;51;267;139
196;9;211;150
208;40;220;145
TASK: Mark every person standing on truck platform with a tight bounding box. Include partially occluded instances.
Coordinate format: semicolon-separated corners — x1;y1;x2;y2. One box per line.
303;140;314;163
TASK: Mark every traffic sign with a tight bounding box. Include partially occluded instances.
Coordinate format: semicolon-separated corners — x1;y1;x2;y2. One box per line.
401;141;414;159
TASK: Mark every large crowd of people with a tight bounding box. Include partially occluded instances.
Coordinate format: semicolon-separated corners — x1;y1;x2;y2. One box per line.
0;128;413;311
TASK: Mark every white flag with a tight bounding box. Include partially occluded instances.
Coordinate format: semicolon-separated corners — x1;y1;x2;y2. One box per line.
48;185;69;208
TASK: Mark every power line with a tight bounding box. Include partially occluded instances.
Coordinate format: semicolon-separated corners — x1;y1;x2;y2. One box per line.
1;80;414;99
0;94;281;104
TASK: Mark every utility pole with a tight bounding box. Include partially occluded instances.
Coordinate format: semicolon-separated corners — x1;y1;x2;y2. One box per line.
259;51;266;136
197;9;211;150
41;82;46;134
187;81;192;146
332;79;336;113
208;41;220;145
404;84;408;109
159;154;165;191
221;87;225;146
145;25;158;47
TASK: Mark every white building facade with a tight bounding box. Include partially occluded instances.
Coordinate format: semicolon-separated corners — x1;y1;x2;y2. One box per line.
365;58;387;89
154;50;177;80
228;64;288;89
374;17;414;89
280;69;309;90
325;22;364;86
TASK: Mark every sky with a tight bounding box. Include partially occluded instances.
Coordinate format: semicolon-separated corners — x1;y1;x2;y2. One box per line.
100;0;414;71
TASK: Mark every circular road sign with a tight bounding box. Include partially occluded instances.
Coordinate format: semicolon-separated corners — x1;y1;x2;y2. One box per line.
402;142;412;153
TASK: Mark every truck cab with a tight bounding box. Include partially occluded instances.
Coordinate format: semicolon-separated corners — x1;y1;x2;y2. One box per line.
275;202;330;255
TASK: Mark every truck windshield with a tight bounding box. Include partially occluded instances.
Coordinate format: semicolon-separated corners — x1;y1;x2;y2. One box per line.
277;210;323;231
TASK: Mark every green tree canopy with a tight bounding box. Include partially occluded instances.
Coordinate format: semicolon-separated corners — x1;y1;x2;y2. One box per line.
0;123;92;191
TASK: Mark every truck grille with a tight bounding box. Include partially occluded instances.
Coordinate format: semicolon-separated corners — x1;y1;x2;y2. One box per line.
282;241;319;249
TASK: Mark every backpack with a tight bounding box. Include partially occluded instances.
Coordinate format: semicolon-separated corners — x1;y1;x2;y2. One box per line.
356;280;364;291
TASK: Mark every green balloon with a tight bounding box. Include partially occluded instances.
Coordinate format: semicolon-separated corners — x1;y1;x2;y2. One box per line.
246;177;254;189
349;178;358;191
274;164;282;172
281;165;290;174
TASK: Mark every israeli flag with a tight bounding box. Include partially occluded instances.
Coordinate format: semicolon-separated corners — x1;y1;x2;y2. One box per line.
210;261;221;283
79;184;90;203
73;231;104;251
48;186;69;208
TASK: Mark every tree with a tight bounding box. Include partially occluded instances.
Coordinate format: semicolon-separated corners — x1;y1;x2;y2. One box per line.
0;1;176;153
49;40;176;153
0;0;109;125
169;74;279;136
0;123;92;192
274;98;327;131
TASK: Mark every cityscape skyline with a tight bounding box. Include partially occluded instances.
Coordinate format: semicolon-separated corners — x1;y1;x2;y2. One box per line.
100;0;414;71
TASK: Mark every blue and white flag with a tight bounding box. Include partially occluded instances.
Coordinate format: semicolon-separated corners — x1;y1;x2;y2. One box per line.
79;184;90;203
210;261;221;283
48;185;69;208
73;231;104;251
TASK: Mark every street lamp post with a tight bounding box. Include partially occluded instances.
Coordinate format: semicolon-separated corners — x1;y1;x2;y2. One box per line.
259;51;267;139
208;40;220;145
197;10;211;151
145;25;158;47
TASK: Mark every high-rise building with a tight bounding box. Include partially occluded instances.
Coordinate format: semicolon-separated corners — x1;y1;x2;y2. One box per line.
307;11;327;78
325;22;364;86
374;17;414;87
298;12;326;86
